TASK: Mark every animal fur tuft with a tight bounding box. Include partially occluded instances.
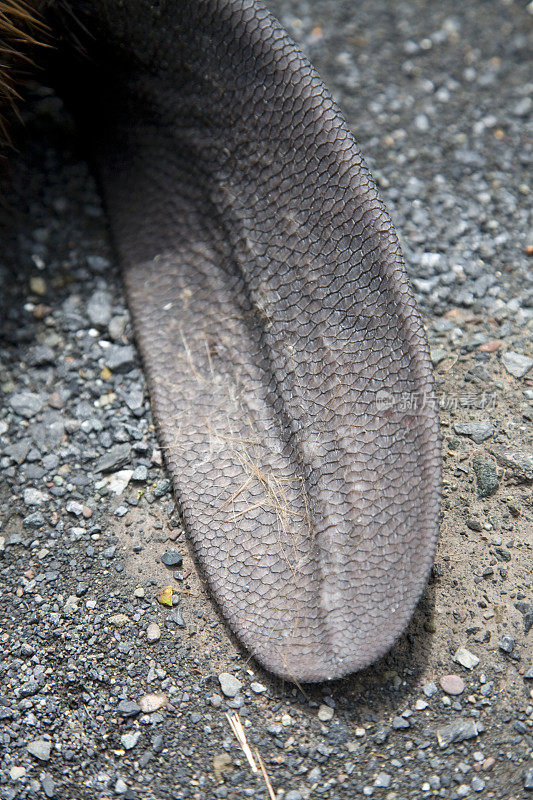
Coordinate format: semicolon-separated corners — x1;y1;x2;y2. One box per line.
0;0;47;144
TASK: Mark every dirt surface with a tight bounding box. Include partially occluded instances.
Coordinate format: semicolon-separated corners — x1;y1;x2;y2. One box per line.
0;1;531;799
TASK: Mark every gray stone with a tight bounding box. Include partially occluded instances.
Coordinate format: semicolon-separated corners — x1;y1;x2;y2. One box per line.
31;417;65;451
513;97;532;117
87;289;113;327
454;420;494;443
23;488;47;506
161;549;183;567
4;439;31;464
131;465;148;481
472;456;498;497
66;500;84;517
28;345;55;366
19;679;40;697
499;634;515;654
23;511;45;529
95;444;130;473
121;731;141;750
439;674;465;695
501;351;533;378
114;778;128;794
27;740;52;761
146;622;161;642
436;719;482;748
166;607;185;627
117;700;141;718
123;387;144;411
108;315;128;340
105;345;136;374
153;478;172;497
392;716;410;730
41;774;57;798
218;672;242;697
87;254;110;272
524;767;533;790
489;447;533;483
9;392;44;419
374;773;391;788
430;347;448;366
373;727;390;744
318;704;334;722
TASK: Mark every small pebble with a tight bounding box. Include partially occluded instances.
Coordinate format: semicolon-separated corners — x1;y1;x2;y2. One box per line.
41;774;56;798
117;700;141;718
501;350;533;378
524;767;533;790
318;704;334;722
27;740;51;761
374;773;391;788
87;289;112;327
121;731;141;750
106;344;136;373
392;716;409;730
499;634;515;654
439;674;466;695
166;607;185;626
454;646;480;669
472;456;499;497
218;672;242;698
436;719;482;748
9;391;43;419
146;622;161;642
139;693;169;713
66;500;84;517
9;766;26;780
454;421;494;443
132;465;148;481
108;613;129;627
161;549;183;567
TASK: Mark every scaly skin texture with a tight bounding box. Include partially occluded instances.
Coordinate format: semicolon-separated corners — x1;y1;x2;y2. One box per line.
50;0;441;681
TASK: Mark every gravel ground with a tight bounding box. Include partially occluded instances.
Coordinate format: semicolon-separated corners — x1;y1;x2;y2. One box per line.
0;0;531;798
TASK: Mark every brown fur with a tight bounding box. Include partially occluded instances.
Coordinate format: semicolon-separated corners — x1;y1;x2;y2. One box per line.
0;0;47;144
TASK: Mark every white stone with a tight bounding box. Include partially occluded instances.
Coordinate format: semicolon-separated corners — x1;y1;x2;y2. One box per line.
121;731;141;750
454;646;480;669
317;704;334;722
